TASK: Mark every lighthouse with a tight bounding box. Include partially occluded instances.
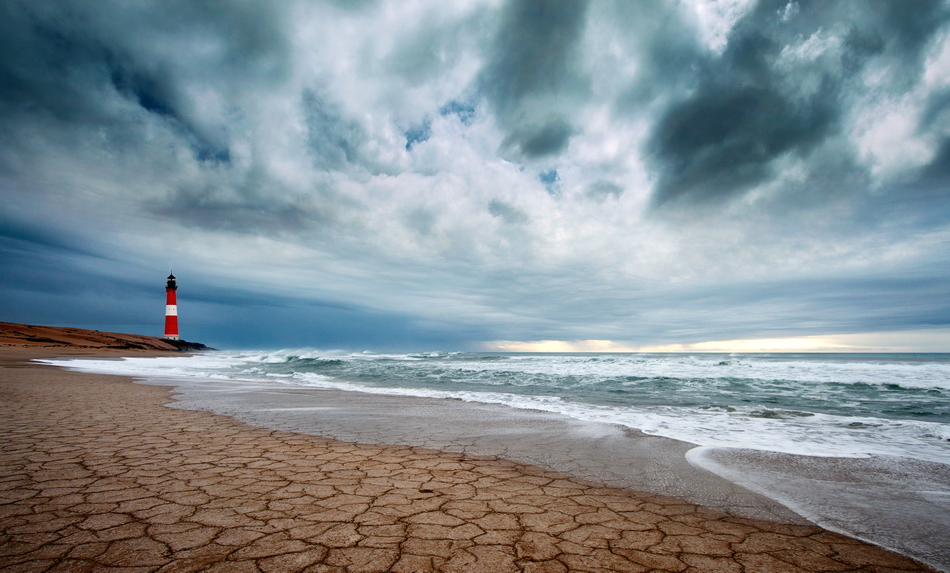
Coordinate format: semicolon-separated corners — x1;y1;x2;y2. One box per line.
163;273;179;340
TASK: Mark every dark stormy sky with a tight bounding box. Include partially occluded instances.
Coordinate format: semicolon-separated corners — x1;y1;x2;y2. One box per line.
3;0;950;351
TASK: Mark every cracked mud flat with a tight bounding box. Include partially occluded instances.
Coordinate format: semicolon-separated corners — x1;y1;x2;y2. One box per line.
0;350;939;572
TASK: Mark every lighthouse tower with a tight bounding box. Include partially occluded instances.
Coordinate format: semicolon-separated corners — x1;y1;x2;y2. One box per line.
163;273;179;340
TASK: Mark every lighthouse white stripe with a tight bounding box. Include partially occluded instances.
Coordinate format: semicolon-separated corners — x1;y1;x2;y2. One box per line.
165;305;178;316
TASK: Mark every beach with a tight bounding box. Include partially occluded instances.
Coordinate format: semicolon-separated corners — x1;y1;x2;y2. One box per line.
41;347;950;569
0;344;942;572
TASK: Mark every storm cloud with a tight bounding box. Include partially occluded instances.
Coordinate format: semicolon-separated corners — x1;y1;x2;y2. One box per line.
648;0;950;207
2;0;950;350
481;0;589;159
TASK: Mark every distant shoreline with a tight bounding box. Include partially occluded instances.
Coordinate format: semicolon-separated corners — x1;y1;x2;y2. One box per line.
0;321;212;352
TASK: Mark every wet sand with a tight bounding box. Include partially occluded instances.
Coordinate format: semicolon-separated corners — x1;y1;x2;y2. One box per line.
131;372;950;571
692;447;950;570
151;376;807;523
0;349;939;572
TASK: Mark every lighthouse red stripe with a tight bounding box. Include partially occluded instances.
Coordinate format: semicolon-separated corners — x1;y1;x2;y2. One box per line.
164;315;179;336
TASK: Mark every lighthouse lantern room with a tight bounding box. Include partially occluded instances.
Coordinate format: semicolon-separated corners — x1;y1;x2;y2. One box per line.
163;273;179;340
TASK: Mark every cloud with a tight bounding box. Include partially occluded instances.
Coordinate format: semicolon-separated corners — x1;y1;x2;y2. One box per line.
585;180;623;202
2;0;950;351
487;199;529;225
646;0;950;207
917;138;950;188
303;89;370;171
479;0;589;159
502;117;575;158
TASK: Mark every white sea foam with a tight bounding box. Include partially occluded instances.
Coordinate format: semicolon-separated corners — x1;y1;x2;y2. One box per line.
237;349;950;390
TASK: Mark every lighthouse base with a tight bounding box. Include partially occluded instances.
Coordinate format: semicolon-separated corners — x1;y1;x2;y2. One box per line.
163;335;180;341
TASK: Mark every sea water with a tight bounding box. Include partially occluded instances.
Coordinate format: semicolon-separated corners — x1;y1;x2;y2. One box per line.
43;351;950;465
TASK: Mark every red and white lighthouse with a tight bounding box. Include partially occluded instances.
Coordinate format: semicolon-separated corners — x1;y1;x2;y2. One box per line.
163;272;179;340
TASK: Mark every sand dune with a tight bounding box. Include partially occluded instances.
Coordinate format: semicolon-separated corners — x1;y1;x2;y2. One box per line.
0;322;210;351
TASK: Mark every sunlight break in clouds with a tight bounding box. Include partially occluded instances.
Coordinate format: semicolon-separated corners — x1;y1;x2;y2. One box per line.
486;329;950;353
682;0;758;54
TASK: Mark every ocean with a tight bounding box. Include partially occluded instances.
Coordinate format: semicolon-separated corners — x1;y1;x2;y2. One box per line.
47;350;950;463
42;350;950;569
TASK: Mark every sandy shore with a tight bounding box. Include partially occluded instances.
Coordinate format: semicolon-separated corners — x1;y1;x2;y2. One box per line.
89;365;950;570
0;349;939;573
147;374;809;524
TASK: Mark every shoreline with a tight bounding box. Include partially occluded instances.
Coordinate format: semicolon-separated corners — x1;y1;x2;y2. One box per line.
138;373;807;523
125;365;950;570
0;348;942;572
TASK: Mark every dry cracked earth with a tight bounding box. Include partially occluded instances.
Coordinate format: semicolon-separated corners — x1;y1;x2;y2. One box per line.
0;354;937;573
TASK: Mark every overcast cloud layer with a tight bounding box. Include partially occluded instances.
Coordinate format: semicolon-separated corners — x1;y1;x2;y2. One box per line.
2;0;950;350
